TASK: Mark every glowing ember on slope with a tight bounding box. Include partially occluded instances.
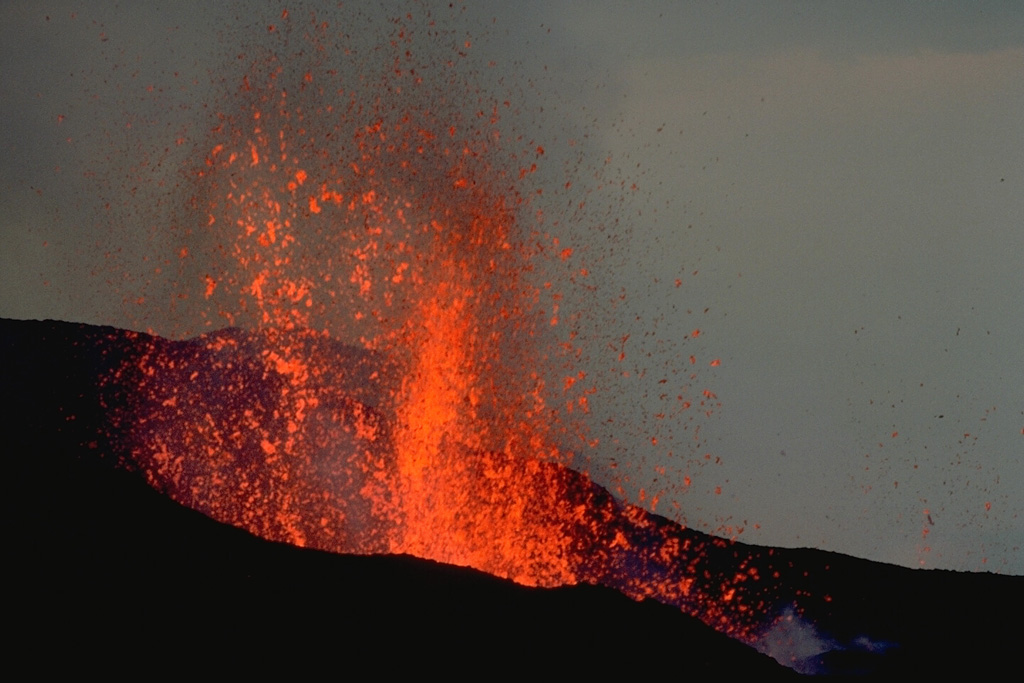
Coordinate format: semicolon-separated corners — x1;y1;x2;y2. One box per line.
103;4;787;649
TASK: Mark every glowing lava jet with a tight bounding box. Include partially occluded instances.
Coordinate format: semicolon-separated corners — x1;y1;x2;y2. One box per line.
150;9;585;582
106;7;790;650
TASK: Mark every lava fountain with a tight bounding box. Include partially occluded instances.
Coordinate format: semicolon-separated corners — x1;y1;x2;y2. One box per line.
102;6;791;649
179;9;580;583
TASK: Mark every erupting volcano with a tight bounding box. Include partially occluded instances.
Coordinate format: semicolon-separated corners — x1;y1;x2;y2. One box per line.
4;3;1021;678
96;6;770;640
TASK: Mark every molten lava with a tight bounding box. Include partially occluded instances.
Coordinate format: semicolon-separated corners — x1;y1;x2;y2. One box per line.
103;6;789;650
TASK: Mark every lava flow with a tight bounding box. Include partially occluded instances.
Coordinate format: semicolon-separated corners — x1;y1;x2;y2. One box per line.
101;6;791;649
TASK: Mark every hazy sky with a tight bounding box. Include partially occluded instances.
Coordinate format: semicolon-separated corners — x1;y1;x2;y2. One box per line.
2;1;1021;573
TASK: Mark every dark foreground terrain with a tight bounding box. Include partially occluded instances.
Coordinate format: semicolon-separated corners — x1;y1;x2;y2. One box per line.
3;318;1019;677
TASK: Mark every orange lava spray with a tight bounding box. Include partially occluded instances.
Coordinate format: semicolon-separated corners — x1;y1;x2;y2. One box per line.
107;4;783;650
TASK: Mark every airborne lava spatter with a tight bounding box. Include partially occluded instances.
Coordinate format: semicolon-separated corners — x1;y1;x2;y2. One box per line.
107;3;782;649
179;6;577;575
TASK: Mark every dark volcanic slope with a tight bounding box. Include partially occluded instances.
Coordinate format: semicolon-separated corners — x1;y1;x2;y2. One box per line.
3;318;1020;677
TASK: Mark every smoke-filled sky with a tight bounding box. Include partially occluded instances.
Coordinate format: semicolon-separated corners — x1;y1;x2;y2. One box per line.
2;1;1021;573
